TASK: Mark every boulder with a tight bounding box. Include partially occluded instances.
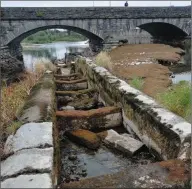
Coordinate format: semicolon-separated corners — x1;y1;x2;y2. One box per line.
4;122;53;156
66;129;101;150
1;173;52;188
1;148;53;179
100;129;144;156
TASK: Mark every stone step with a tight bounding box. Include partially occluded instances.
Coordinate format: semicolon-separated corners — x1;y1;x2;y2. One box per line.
55;88;97;96
60;159;190;188
54;73;81;80
55;78;87;84
98;129;144;156
56;107;122;131
65;129;101;150
55;78;88;91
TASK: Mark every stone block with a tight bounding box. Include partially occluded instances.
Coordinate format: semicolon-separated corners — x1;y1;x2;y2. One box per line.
1;148;53;179
66;129;101;150
101;129;144;156
60;68;71;76
4;122;53;156
56;107;122;131
55;79;88;91
1;173;52;188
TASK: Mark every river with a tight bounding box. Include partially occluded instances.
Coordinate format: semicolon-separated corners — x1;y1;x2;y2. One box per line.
22;41;191;84
22;41;89;71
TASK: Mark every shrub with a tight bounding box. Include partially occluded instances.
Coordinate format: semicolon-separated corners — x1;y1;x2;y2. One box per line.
129;77;144;90
157;80;191;120
95;51;113;72
35;58;57;73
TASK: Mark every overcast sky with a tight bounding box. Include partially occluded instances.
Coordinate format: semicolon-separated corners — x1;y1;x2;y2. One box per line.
1;1;191;7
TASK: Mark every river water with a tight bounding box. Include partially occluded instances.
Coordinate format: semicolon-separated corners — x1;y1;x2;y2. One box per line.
22;41;89;71
22;41;191;83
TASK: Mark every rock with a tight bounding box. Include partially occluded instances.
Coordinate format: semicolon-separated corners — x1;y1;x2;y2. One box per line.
60;106;75;110
178;134;191;160
45;70;52;74
1;173;52;188
56;107;122;131
101;129;144;156
4;122;53;156
1;148;53;179
60;68;71;76
68;97;98;110
68;154;77;161
81;172;87;177
121;133;132;138
66;129;101;150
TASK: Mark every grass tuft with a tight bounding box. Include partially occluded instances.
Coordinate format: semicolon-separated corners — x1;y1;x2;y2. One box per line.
157;80;191;121
129;77;144;90
95;51;113;72
1;59;56;140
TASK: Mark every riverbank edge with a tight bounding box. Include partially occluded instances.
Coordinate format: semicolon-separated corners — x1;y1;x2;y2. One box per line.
76;57;191;161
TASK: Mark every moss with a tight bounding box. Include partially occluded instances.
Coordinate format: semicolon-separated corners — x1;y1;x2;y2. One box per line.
36;11;44;17
66;129;101;150
159;159;190;184
56;107;121;118
7;121;23;135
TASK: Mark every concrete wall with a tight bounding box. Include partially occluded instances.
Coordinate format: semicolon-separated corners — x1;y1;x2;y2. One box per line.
76;58;191;160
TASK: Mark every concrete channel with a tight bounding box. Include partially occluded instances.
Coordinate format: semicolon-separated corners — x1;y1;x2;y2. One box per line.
1;58;190;188
54;60;190;189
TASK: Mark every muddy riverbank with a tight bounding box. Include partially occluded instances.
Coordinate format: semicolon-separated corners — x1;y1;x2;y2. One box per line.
109;44;189;98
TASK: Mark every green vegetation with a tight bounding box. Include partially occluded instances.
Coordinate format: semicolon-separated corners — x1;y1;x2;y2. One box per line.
1;59;55;137
36;11;44;17
22;29;87;44
157;80;191;121
129;77;144;90
95;51;113;72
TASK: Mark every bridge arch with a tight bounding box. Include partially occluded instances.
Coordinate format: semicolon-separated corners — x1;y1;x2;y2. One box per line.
2;20;104;47
136;18;191;39
138;22;188;38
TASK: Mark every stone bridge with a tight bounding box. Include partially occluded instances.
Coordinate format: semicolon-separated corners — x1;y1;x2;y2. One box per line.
0;7;191;80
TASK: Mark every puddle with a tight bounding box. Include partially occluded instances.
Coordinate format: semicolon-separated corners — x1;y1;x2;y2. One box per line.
60;137;156;184
55;65;157;186
172;71;191;84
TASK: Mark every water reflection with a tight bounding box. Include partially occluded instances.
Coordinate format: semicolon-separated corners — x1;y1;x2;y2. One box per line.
172;72;191;84
22;41;89;71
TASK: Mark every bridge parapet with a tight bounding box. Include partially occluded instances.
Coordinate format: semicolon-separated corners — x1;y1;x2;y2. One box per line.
1;7;191;20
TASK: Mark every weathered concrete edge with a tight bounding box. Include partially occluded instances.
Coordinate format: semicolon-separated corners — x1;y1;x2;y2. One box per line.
76;57;191;160
2;72;56;188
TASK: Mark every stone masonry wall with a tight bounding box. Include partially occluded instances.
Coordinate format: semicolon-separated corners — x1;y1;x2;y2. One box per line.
1;7;191;20
0;46;24;82
76;58;191;161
